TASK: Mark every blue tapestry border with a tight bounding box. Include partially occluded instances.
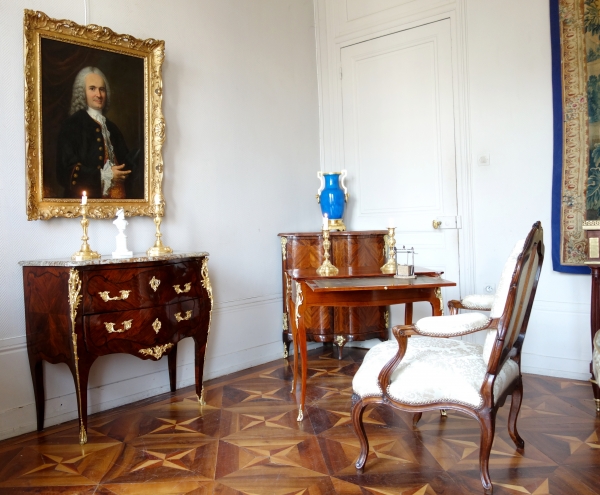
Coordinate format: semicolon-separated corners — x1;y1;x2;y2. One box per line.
550;0;590;274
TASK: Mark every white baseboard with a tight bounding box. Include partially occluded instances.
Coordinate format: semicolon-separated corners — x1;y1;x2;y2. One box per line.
521;352;592;381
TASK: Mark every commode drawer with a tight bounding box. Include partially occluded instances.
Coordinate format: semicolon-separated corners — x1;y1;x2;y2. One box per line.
169;298;204;336
83;261;202;313
84;306;174;357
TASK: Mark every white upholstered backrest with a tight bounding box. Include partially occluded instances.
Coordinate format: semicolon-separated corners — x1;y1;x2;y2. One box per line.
502;243;542;356
481;239;525;363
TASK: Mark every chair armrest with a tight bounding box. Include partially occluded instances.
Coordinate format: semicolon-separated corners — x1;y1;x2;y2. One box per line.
406;312;492;338
448;294;495;314
378;325;416;393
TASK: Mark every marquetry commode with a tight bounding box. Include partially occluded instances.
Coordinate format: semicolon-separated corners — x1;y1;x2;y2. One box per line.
20;252;212;444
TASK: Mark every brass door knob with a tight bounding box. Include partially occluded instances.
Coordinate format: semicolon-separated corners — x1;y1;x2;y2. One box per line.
432;220;442;229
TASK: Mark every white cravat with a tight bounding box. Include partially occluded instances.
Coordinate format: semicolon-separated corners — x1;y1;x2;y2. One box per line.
87;107;116;196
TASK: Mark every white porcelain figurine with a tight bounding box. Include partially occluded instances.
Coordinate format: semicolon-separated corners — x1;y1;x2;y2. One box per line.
112;209;133;259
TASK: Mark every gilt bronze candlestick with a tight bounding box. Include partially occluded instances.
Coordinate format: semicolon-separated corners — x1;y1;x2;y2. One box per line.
316;227;338;276
72;202;101;261
147;195;173;256
380;227;397;274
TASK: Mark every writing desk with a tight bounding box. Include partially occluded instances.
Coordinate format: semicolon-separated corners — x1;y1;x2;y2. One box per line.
286;267;456;421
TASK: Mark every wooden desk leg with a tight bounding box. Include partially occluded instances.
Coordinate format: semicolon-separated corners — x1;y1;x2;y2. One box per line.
404;303;413;325
288;291;299;394
590;268;600;413
168;345;178;392
294;281;307;422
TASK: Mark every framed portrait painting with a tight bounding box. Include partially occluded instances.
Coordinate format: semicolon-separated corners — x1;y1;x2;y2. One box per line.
23;10;166;220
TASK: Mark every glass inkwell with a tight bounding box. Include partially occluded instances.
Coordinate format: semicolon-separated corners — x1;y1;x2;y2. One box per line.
394;246;417;279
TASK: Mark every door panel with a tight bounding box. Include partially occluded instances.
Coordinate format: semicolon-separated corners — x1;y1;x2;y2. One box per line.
341;18;460;321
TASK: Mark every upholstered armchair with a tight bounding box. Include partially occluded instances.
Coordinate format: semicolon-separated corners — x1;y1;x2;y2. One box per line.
351;222;544;494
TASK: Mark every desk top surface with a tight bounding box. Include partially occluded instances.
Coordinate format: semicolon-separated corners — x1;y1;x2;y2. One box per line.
305;275;455;292
286;266;443;280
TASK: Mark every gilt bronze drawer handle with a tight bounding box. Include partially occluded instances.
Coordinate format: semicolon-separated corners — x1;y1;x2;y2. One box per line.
149;276;160;292
98;290;131;302
152;318;162;334
139;343;173;360
105;319;133;333
175;310;192;322
173;283;191;294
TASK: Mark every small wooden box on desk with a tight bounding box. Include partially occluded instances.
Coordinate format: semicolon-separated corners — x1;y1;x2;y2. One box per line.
20;252;213;444
278;230;388;358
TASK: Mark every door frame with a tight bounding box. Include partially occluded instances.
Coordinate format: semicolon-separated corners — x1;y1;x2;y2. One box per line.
313;0;476;306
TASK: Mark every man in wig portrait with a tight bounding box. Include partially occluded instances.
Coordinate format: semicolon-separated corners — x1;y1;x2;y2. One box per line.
56;66;139;199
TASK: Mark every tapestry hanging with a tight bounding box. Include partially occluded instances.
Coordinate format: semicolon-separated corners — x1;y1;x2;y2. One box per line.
550;0;600;273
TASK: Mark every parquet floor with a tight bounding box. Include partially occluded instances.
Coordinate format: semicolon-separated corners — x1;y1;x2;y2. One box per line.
0;346;599;494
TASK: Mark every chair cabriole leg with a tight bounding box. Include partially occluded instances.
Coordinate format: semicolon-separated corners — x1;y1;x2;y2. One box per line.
478;410;495;494
351;395;370;470
508;378;525;450
412;412;422;426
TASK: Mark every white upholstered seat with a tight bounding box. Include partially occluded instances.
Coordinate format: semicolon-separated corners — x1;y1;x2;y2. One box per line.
353;337;519;407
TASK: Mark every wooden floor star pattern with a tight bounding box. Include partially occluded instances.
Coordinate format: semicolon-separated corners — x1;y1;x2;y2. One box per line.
0;345;599;494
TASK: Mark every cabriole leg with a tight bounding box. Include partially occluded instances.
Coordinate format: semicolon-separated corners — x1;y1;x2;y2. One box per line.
508;380;525;450
478;410;495;494
351;395;370;470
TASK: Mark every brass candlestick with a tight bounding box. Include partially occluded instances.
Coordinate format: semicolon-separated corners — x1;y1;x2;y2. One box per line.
316;228;338;276
72;204;101;261
380;227;397;274
147;197;173;256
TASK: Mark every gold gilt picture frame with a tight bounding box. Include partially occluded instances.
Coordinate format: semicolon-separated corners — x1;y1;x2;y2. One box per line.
23;10;166;220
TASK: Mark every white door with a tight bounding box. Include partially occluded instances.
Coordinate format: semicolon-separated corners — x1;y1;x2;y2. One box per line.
341;18;460;322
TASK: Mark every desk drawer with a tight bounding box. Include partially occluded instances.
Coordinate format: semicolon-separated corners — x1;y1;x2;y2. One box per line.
84;306;174;357
83;261;201;313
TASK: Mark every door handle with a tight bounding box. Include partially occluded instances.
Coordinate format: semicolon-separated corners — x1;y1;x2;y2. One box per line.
432;220;442;229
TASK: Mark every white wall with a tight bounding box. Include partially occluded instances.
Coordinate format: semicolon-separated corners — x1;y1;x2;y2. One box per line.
465;0;591;380
0;0;320;439
314;0;593;380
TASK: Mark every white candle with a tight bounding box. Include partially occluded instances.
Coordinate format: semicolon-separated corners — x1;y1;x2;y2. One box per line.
322;214;329;231
81;191;87;205
388;217;395;229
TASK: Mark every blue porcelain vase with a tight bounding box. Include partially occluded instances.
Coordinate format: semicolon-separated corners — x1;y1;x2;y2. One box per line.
317;170;348;230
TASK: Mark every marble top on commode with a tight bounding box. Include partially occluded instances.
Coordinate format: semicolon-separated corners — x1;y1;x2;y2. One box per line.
19;252;209;267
